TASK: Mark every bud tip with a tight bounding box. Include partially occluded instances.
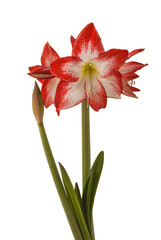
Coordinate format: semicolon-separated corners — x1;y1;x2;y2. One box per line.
32;81;44;124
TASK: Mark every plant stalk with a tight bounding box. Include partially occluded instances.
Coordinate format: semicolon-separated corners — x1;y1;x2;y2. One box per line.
38;122;83;240
82;99;91;189
82;100;95;240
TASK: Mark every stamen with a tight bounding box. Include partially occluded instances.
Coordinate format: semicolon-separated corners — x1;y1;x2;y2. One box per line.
129;80;135;87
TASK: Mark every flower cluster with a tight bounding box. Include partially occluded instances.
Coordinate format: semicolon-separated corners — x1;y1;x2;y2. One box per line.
28;23;147;115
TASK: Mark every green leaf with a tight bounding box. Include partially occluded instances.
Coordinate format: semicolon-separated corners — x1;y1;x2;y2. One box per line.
59;163;91;240
85;171;94;230
75;183;86;218
82;151;104;232
75;183;82;206
90;151;104;209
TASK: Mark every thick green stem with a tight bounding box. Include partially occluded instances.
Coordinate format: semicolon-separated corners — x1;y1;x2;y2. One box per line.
82;99;91;189
38;123;83;240
82;100;95;240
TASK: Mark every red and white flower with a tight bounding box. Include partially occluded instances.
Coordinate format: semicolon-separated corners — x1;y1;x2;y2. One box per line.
120;49;147;98
50;23;129;113
28;23;147;115
28;42;60;108
71;36;147;99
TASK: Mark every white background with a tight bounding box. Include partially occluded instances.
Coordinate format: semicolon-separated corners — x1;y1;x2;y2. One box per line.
0;0;161;239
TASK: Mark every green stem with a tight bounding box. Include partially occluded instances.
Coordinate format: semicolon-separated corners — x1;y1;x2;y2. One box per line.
82;100;95;240
82;99;91;189
38;123;83;240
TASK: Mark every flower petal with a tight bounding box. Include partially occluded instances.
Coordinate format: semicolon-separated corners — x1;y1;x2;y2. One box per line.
55;79;86;113
72;23;105;61
119;62;148;75
41;77;60;108
128;49;145;59
70;36;76;48
41;42;59;67
29;65;41;72
99;71;122;98
88;79;107;111
28;66;53;79
94;49;128;78
129;86;140;92
122;79;138;98
122;73;139;81
50;56;83;82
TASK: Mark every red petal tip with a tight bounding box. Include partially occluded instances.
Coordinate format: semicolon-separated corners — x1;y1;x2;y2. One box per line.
88;22;94;26
141;63;148;69
28;65;42;72
56;108;60;116
28;66;53;79
28;72;32;76
70;36;76;48
128;48;145;59
41;42;59;66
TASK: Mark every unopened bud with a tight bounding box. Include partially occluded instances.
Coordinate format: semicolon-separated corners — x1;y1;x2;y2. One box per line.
32;82;44;124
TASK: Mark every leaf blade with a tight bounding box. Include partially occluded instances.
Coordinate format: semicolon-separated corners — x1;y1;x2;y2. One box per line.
82;151;104;233
59;163;91;240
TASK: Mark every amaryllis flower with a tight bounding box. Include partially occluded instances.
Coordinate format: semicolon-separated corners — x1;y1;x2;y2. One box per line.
71;37;147;99
28;42;60;108
50;23;129;113
119;49;148;98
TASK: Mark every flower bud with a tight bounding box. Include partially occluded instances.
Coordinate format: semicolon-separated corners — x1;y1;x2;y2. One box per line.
32;81;44;124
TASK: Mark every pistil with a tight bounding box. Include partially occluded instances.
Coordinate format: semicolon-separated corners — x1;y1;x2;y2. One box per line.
82;62;98;97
